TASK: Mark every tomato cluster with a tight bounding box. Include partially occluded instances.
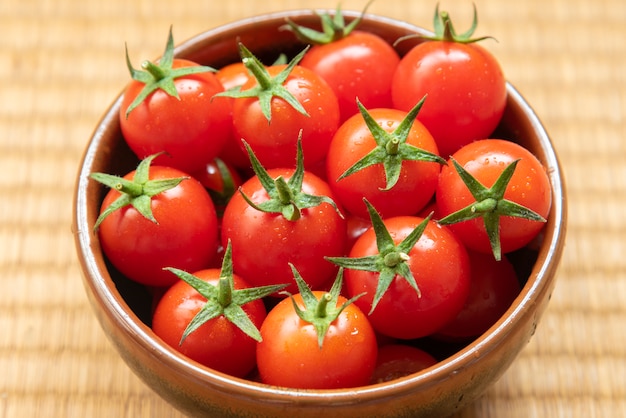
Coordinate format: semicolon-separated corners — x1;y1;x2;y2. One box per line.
91;5;552;390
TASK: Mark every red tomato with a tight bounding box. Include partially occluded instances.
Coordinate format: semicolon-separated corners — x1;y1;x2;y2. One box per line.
120;58;232;174
231;63;340;169
96;165;218;287
434;250;521;341
344;215;471;339
326;107;442;219
152;269;267;378
391;7;506;158
300;30;400;122
221;168;347;294
370;344;438;384
256;290;377;389
436;139;551;256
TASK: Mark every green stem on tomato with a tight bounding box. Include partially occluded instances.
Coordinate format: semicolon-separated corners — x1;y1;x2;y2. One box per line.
141;60;168;81
217;276;233;306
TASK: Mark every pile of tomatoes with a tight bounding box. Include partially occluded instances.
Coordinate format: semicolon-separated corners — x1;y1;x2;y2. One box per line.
91;5;552;390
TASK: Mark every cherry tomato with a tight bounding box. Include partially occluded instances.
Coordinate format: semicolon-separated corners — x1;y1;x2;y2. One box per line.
256;289;377;389
434;250;521;341
152;269;267;378
326;106;442;219
120;57;232;174
221;167;347;294
370;344;438;384
391;7;506;157
284;6;400;123
96;164;218;287
343;215;471;339
300;30;400;122
231;62;340;169
436;139;551;256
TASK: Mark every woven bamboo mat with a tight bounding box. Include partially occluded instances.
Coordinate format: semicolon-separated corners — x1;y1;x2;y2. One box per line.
1;0;624;416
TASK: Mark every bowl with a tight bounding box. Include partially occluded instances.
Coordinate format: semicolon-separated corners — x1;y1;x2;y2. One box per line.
72;9;567;418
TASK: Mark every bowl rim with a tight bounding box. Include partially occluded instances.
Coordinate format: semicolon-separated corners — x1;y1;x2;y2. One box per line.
73;8;567;406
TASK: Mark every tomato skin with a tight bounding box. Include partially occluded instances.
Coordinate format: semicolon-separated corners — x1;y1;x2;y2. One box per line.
436;139;552;255
370;344;438;384
231;64;340;169
215;62;254;169
120;59;232;173
392;41;506;158
256;291;378;389
152;269;266;378
221;168;347;293
97;166;218;287
300;30;400;122
344;216;471;339
434;250;521;341
326;108;441;219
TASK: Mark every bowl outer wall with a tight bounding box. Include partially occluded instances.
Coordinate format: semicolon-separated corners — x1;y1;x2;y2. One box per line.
72;9;567;418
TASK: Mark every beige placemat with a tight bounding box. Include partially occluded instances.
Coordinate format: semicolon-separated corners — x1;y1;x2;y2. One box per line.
1;0;624;416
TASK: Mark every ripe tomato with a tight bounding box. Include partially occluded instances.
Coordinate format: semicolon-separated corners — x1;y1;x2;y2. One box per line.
434;250;521;341
370;344;438;384
152;268;269;378
221;166;347;294
256;268;378;389
284;5;400;122
228;47;340;169
391;7;506;157
436;139;551;258
120;30;232;173
300;30;400;122
93;158;218;287
340;213;471;339
326;104;443;219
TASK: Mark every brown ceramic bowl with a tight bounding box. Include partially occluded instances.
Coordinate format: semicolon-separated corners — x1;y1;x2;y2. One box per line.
73;9;567;418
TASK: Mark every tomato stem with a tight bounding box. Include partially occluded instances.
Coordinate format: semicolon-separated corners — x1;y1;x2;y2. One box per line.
472;197;498;213
141;60;168;81
383;251;410;267
385;138;400;155
315;293;332;319
275;176;294;204
242;56;272;90
217;276;233;306
115;180;143;197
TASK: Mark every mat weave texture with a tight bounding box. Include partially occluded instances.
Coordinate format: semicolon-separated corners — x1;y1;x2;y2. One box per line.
1;0;624;417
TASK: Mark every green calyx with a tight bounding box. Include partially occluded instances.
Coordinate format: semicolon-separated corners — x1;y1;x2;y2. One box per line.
213;42;309;122
337;96;446;190
281;1;373;44
239;135;343;222
326;199;432;314
285;264;365;348
394;3;494;46
124;26;216;118
89;153;186;230
165;241;288;345
437;157;547;261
